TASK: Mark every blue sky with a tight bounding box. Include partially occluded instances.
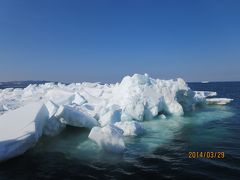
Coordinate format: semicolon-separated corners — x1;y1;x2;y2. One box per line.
0;0;239;83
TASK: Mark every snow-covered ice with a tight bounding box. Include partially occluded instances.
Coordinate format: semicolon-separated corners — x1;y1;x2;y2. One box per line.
43;101;66;136
45;89;75;105
55;105;99;128
194;91;217;98
115;121;144;136
206;98;233;105
72;93;87;106
0;102;49;161
88;125;125;153
0;74;234;159
99;108;121;127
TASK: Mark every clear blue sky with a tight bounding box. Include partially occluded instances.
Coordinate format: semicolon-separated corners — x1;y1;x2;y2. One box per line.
0;0;239;83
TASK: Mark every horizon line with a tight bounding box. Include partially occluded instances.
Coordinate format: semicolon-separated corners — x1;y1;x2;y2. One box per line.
1;79;240;84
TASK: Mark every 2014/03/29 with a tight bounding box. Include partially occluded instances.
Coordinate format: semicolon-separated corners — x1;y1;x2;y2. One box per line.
188;152;224;159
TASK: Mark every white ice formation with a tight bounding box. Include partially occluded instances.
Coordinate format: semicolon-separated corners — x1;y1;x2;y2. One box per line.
55;105;99;128
88;125;125;153
115;121;145;136
194;91;217;98
0;74;233;161
206;98;233;105
0;102;49;161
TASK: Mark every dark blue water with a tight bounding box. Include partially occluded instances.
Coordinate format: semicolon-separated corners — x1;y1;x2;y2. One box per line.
0;82;240;180
0;81;51;89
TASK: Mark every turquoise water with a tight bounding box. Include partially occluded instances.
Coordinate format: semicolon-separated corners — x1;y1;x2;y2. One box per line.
0;82;240;179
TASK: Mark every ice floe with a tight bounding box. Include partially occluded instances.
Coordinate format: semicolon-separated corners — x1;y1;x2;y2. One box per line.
88;125;125;153
0;74;233;160
206;98;233;105
194;91;217;98
0;102;49;161
54;105;99;128
115;121;144;136
43;101;66;136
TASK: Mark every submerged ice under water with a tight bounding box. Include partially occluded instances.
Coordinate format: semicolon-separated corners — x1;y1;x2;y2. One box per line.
0;80;240;179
